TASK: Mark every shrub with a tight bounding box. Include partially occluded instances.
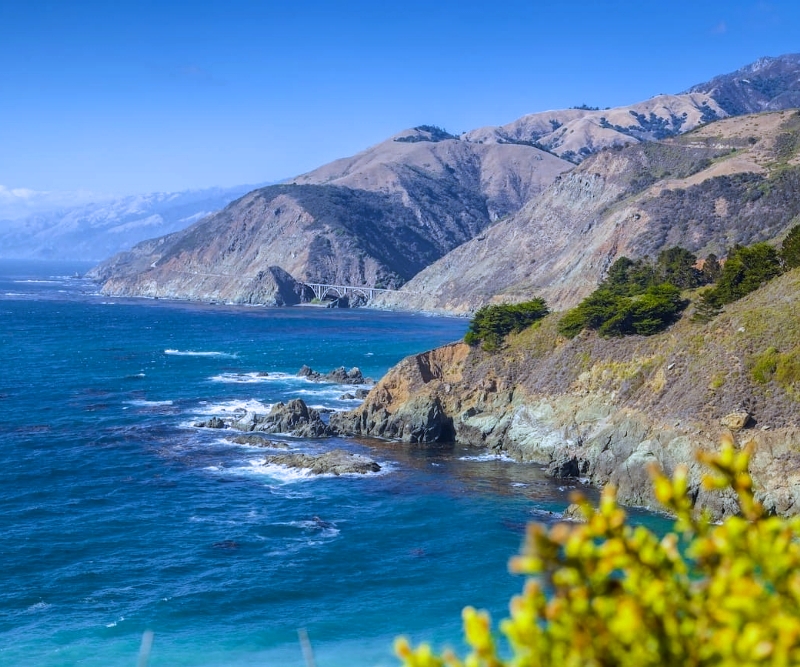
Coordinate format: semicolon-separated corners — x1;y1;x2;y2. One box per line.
465;299;549;351
396;438;800;667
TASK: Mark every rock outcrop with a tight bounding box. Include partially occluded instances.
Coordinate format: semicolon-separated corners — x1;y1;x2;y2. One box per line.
264;449;381;475
298;365;372;385
334;269;800;518
194;399;332;438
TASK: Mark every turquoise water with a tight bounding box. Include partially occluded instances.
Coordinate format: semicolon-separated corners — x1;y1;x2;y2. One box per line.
0;260;626;666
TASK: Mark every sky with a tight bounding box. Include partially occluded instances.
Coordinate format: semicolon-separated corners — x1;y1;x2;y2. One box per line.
1;0;799;204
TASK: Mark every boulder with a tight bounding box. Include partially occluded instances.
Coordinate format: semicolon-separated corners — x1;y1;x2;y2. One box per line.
265;449;381;475
721;411;752;431
194;416;226;429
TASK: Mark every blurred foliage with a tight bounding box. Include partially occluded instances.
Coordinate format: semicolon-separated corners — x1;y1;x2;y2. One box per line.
465;299;549;351
396;437;800;667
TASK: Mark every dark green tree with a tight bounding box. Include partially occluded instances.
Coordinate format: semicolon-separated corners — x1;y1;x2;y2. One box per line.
465;298;549;351
714;243;783;304
781;224;800;269
702;253;722;284
656;246;702;289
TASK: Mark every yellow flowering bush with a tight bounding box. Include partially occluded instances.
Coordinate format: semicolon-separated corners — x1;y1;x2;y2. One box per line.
396;435;800;666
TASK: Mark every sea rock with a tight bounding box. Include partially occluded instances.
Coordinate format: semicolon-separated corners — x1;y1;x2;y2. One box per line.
298;365;372;385
194;416;226;429
252;400;332;437
339;392;356;400
225;434;291;449
195;399;331;437
264;449;381;475
721;411;752;431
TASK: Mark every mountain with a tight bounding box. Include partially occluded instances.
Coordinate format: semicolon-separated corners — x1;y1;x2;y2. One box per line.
463;92;726;162
89;130;571;302
92;54;800;307
688;53;800;115
0;185;259;261
377;108;800;313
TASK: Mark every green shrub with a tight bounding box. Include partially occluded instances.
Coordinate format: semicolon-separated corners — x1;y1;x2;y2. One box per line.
396;439;800;667
465;299;549;351
750;346;781;384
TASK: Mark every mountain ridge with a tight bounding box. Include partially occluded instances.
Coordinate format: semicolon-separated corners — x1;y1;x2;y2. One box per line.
91;54;800;308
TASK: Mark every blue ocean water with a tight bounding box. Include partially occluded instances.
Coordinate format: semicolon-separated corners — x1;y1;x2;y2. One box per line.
0;260;661;666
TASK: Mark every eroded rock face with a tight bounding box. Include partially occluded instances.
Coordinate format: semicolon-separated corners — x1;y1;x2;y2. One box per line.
264;449;381;475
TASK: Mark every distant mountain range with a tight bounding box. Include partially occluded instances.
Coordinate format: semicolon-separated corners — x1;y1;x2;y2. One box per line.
91;54;800;310
0;185;260;261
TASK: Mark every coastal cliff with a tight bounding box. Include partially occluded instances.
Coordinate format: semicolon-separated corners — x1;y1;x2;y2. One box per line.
332;269;800;518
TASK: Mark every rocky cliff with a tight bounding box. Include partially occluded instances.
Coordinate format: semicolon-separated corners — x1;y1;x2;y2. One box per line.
333;268;800;518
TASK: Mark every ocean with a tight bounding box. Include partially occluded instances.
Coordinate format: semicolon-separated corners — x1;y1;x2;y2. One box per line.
0;260;654;666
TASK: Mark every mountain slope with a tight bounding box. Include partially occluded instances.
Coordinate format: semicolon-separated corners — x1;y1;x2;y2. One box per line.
377;109;800;313
0;185;258;261
91;133;571;300
92;54;800;307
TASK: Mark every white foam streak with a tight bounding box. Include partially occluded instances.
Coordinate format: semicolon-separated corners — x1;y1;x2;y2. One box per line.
164;349;237;358
458;452;515;462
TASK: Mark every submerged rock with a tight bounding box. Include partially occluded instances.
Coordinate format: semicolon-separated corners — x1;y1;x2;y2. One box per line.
225;434;291;449
264;449;381;475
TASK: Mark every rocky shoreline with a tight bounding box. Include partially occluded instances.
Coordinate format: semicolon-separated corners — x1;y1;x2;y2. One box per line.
330;270;800;519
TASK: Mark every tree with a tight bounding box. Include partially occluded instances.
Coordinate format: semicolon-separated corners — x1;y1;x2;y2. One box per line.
656;246;702;289
701;253;722;284
714;243;783;304
465;299;549;351
396;438;800;667
781;224;800;270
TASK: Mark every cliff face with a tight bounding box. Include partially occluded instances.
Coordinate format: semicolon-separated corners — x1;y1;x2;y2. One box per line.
378;110;800;314
333;269;800;518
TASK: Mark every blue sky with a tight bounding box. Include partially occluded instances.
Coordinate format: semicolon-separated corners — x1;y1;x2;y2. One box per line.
1;0;799;199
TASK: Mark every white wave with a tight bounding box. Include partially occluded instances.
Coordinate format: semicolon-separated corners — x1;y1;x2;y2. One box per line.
511;482;528;488
226;460;314;483
276;519;341;538
25;601;50;613
13;279;61;284
209;372;273;384
164;349;237;358
191;398;272;416
4;292;25;296
458;452;515;462
126;399;173;407
106;616;125;628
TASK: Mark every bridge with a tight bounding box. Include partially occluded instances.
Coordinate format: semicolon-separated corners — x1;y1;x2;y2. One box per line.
303;283;404;303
